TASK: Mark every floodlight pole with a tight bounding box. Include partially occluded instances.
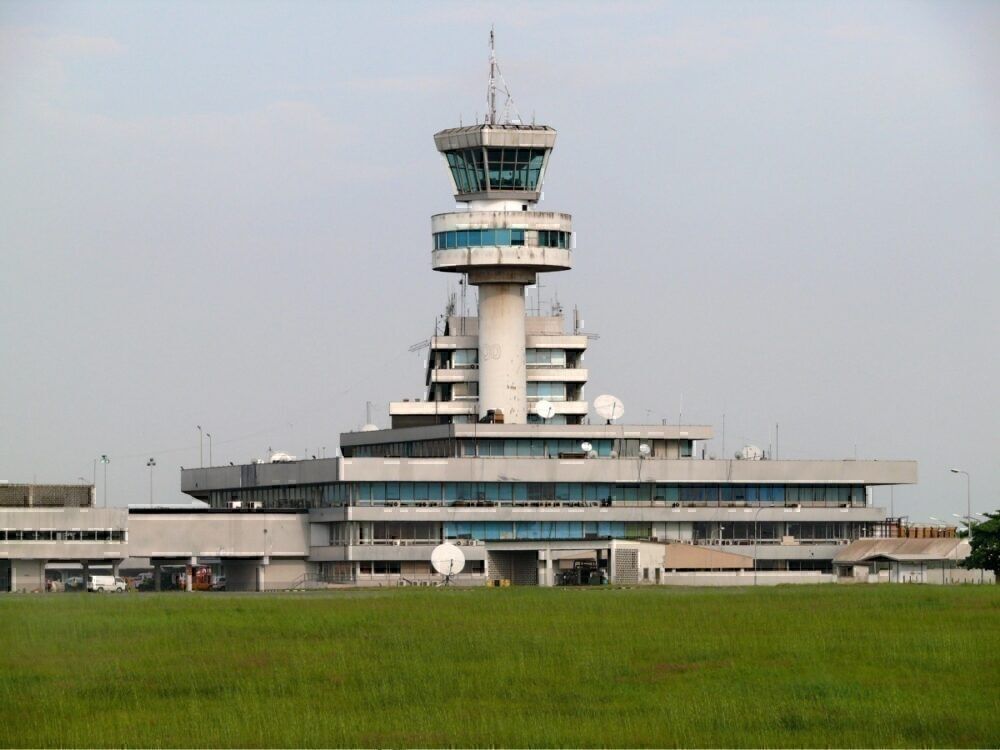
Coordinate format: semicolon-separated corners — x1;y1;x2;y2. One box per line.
146;458;156;505
950;469;971;540
100;455;110;507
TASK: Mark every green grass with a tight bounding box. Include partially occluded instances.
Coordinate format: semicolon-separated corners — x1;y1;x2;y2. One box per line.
1;586;998;748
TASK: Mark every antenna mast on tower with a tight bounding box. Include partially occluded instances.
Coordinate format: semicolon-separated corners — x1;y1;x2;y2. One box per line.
486;27;520;125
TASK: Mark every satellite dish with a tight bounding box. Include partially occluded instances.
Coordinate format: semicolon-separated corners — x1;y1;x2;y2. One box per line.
639;443;651;457
580;441;593;452
360;424;379;432
431;543;466;577
594;394;625;423
535;400;556;420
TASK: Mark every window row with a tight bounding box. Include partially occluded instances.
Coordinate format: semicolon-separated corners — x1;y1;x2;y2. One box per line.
210;482;867;508
693;521;869;542
462;438;614;458
526;382;568;401
444;521;650;541
433;229;526;250
452;349;478;367
358;560;486;575
444;147;546;194
0;529;125;542
525;348;567;367
536;230;571;249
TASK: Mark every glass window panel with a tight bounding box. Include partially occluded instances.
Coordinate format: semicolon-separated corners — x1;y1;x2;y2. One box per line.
486;148;502;188
511;229;525;246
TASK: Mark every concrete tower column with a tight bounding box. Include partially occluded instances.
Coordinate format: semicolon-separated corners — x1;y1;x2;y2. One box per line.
476;281;528;423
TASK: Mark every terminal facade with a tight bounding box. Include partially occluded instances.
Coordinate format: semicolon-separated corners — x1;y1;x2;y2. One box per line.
2;45;919;590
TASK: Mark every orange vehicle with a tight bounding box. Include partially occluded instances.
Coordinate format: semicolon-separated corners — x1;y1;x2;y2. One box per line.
191;567;214;591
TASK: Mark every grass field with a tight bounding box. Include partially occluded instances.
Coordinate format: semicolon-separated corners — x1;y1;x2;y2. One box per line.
1;586;998;748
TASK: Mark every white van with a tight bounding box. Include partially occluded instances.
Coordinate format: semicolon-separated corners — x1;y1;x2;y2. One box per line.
87;575;127;593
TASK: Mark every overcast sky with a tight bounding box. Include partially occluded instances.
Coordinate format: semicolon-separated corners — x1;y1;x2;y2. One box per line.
1;1;997;522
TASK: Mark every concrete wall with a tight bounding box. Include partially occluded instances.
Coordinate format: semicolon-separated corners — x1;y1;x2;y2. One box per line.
260;559;310;590
10;559;45;592
128;512;309;558
186;454;913;493
339;457;917;485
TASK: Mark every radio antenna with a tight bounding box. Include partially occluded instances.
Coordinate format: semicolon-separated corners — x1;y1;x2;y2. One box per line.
486;27;521;125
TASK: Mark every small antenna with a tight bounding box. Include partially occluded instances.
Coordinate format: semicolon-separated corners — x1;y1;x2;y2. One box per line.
487;26;497;125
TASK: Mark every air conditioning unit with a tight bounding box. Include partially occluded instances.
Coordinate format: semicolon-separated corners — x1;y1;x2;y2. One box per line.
249;501;263;509
227;501;242;509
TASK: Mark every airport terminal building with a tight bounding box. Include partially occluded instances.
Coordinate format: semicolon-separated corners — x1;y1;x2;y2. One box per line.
170;67;917;588
2;53;920;591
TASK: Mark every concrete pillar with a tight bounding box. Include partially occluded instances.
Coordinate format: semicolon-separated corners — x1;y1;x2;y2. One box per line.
185;560;193;592
112;560;120;577
82;561;90;592
476;282;528;423
544;548;554;587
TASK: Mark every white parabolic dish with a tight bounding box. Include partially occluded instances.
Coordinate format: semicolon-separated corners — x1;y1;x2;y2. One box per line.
534;399;556;419
431;543;466;576
594;394;625;422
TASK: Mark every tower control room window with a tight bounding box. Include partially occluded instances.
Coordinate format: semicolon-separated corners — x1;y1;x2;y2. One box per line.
485;147;546;191
445;149;485;193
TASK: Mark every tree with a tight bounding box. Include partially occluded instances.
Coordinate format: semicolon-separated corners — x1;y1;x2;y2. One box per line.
961;511;1000;581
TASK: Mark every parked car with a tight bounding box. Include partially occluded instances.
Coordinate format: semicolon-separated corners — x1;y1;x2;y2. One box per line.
87;575;127;593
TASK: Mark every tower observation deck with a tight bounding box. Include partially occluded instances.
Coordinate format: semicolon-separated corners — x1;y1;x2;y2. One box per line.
430;36;573;424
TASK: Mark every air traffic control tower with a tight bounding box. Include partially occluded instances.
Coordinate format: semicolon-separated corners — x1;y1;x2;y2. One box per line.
429;35;572;424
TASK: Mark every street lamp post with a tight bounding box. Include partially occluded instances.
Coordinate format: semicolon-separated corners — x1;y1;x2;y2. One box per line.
197;426;203;468
146;458;156;505
949;469;971;541
206;433;213;467
99;455;110;507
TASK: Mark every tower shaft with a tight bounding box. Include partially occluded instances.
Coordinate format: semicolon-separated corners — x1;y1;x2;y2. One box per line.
476;280;528;423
